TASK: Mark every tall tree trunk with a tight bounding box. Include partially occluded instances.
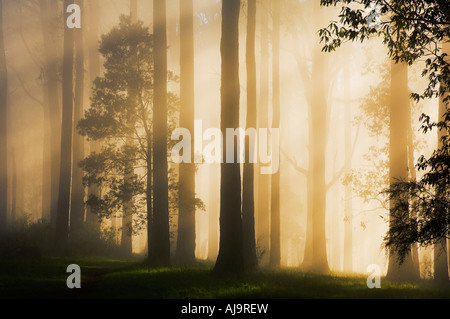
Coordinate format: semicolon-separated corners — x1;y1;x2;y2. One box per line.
120;0;139;255
214;0;244;274
175;0;196;264
269;0;281;268
86;0;101;230
309;51;329;273
0;0;7;236
343;65;353;273
55;0;75;251
434;39;449;283
70;0;85;234
40;0;61;226
167;0;180;74
386;61;419;281
242;0;258;271
208;163;219;261
257;0;270;266
150;0;171;267
406;87;420;275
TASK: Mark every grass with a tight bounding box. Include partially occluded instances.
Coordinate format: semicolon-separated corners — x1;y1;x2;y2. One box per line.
1;256;450;299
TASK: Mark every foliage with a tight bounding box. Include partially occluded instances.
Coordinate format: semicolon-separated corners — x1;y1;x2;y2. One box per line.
384;120;450;262
320;0;450;261
78;16;202;237
319;0;450;101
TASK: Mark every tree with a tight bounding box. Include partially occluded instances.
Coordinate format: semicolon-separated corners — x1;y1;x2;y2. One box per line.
85;0;102;230
70;0;86;234
0;0;7;236
343;65;353;272
434;39;449;282
39;0;61;225
319;0;450;102
257;0;271;266
175;0;196;264
386;60;419;281
214;0;244;274
79;14;187;257
320;0;450;276
270;0;281;268
243;0;258;271
150;0;171;267
55;0;75;251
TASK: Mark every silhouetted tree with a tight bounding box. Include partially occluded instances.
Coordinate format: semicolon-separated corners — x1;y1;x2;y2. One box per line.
85;0;102;230
150;0;171;267
55;0;75;251
214;0;244;274
386;61;419;281
270;0;281;268
243;0;258;271
39;0;61;226
0;0;7;236
175;0;196;264
434;40;449;283
320;0;449;278
257;0;270;266
70;0;86;234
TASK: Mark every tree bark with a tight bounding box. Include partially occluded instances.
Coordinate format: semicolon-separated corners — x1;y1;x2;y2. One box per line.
343;65;353;273
0;0;7;236
70;0;86;234
386;61;419;281
269;0;281;268
55;0;75;251
40;0;61;226
243;0;258;271
120;0;139;255
257;0;270;266
208;163;219;261
434;39;450;283
85;0;101;230
214;0;244;274
150;0;171;267
175;0;196;264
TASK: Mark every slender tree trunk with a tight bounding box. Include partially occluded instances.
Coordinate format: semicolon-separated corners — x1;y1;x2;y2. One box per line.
0;0;7;236
70;0;86;234
120;0;139;255
343;66;353;273
55;0;75;251
86;0;101;230
214;0;244;274
434;39;449;283
243;0;258;271
175;0;196;264
41;84;51;221
257;0;270;266
150;0;171;267
208;163;219;261
386;61;419;281
167;0;180;74
269;0;281;268
40;0;61;226
406;89;420;275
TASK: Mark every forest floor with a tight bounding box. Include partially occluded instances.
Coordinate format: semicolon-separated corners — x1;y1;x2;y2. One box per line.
1;255;450;299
